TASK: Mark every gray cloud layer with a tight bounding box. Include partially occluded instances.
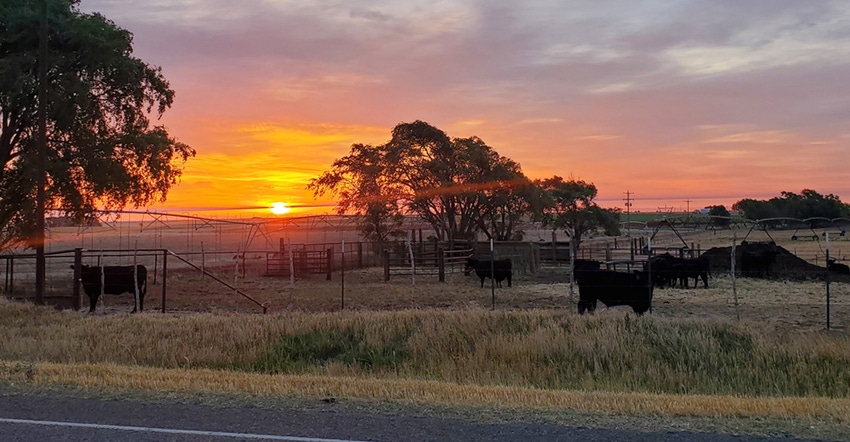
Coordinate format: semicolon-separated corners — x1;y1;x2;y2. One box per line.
80;0;850;204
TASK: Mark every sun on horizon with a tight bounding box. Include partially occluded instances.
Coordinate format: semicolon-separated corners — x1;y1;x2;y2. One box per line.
270;202;291;215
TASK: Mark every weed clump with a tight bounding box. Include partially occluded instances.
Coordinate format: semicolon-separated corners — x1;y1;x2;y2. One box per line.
251;327;410;373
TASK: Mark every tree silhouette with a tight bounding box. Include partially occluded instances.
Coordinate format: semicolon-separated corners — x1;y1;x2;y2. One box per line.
384;121;528;243
0;0;194;248
308;143;404;251
708;205;731;228
733;190;850;220
534;176;620;249
312;121;531;244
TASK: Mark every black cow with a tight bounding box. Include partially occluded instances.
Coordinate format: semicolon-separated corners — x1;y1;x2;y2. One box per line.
646;253;709;289
827;259;850;275
646;253;678;288
573;269;653;315
671;256;710;288
464;258;512;288
572;259;602;272
72;264;147;313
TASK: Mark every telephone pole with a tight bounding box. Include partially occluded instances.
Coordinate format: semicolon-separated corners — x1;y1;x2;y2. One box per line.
685;199;692;213
623;191;634;238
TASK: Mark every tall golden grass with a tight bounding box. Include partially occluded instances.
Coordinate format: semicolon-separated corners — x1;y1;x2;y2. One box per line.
2;297;848;401
4;361;848;423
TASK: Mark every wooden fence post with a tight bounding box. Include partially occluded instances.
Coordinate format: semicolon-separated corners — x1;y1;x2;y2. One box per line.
530;243;538;274
7;257;13;295
438;247;445;282
551;230;557;264
383;250;390;282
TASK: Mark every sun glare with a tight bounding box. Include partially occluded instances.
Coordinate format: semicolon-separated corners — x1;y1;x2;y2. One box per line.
270;202;291;215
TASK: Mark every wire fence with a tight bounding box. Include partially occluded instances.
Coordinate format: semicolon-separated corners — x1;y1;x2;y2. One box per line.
0;215;847;330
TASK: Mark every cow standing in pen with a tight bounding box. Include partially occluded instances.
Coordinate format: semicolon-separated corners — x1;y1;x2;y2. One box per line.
573;268;654;315
72;264;147;313
464;258;512;288
648;253;710;288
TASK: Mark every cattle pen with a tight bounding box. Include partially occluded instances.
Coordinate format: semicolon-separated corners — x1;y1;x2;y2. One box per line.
1;248;269;314
0;212;846;331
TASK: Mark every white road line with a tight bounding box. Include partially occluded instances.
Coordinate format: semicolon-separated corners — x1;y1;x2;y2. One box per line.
0;417;371;442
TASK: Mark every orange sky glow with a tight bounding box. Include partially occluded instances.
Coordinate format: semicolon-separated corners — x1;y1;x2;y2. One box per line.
80;1;850;218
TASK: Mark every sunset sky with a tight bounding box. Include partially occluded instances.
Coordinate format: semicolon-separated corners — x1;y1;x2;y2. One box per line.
80;0;850;216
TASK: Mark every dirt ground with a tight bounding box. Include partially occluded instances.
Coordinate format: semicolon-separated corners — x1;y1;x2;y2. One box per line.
72;257;849;334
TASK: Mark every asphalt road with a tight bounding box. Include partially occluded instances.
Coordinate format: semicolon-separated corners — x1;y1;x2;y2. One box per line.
0;391;837;442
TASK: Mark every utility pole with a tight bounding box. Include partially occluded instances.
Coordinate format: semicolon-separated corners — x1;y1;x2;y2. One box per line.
35;0;48;305
623;191;634;238
685;199;692;213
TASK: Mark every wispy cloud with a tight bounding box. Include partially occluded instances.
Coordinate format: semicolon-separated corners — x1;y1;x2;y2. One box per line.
704;130;796;144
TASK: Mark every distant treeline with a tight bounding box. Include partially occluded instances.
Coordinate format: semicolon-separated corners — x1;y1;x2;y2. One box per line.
733;189;850;220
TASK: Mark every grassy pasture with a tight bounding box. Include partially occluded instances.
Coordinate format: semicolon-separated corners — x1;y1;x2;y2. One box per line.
1;297;849;439
2;297;849;397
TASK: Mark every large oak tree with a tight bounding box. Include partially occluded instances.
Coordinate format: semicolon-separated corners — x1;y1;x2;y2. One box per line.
384;121;529;244
311;121;532;245
0;0;194;249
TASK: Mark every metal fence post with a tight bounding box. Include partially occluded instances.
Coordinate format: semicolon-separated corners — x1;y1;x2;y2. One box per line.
326;247;333;281
161;249;168;313
72;248;82;311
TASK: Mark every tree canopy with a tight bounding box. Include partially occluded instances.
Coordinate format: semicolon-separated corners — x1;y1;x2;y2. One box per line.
533;176;620;249
733;190;850;221
311;121;535;244
308;143;404;248
707;205;731;228
311;121;631;248
0;0;194;248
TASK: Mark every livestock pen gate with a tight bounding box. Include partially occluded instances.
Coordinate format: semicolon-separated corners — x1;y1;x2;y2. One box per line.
383;240;471;282
266;240;383;280
383;240;541;281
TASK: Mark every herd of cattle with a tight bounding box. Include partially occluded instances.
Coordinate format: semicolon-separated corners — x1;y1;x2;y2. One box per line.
462;255;686;316
463;254;712;315
464;242;850;316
